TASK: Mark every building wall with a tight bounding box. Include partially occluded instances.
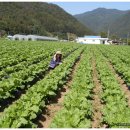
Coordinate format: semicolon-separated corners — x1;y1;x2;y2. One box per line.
105;40;110;45
11;35;58;41
76;38;109;45
12;35;27;41
77;38;101;44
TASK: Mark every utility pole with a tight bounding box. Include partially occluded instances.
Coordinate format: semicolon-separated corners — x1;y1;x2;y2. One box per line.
67;33;69;41
127;32;129;45
107;28;110;38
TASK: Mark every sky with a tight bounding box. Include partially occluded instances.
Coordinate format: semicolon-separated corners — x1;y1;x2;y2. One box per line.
51;2;130;15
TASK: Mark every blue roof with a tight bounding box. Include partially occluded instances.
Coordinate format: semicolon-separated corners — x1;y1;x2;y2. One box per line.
84;36;101;38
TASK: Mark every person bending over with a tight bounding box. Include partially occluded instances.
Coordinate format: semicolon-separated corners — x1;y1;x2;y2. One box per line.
49;51;62;69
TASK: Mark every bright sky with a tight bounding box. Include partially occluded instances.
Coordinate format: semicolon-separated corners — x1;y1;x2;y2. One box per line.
51;2;130;15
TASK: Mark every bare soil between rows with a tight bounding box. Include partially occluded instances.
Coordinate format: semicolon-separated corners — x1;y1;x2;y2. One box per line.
91;56;104;128
107;60;130;107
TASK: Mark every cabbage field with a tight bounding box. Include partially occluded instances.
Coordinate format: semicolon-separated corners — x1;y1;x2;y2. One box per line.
0;40;130;128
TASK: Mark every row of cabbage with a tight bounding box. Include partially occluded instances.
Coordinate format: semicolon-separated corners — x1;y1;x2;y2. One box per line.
0;41;54;69
0;41;79;76
98;45;130;87
94;46;130;128
0;47;83;128
50;48;94;128
0;41;80;100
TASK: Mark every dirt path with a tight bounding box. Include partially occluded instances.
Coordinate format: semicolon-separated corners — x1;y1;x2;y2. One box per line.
37;85;70;128
106;60;130;107
91;56;103;128
36;54;83;128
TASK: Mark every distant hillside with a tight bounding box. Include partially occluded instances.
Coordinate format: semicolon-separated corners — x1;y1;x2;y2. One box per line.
74;8;129;37
110;11;130;37
0;2;93;39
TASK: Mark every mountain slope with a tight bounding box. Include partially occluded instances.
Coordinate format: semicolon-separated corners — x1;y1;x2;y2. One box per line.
110;11;130;37
74;8;128;36
0;2;93;39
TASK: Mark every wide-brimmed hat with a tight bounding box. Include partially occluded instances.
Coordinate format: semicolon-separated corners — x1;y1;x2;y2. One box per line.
56;51;62;55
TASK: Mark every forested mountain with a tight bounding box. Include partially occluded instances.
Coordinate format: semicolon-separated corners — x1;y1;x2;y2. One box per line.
74;8;130;37
0;2;93;39
110;11;130;37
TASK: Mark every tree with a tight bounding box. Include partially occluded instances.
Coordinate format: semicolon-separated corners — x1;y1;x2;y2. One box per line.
67;33;77;41
110;34;119;40
100;31;107;38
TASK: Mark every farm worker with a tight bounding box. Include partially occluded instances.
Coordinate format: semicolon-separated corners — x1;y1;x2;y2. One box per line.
49;51;62;69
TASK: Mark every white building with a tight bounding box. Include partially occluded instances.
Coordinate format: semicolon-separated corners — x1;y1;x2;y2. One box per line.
12;34;27;41
27;35;58;41
76;36;109;45
8;34;58;41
